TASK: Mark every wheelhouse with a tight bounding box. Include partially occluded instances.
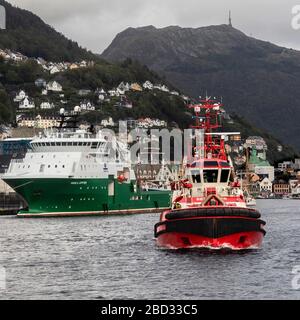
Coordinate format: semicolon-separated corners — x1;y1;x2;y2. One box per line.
187;159;233;184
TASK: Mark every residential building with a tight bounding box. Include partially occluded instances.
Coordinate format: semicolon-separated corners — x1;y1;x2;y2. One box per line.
255;166;275;182
245;136;268;151
35;115;60;129
14;90;26;102
130;83;143;92
159;85;170;92
46;81;63;92
69;63;79;70
278;161;293;171
273;180;290;195
40;102;55;110
118;82;130;92
19;97;35;109
259;177;273;193
294;159;300;170
80;101;95;111
101;117;115;127
49;66;60;74
290;181;300;196
35;78;47;87
108;89;119;97
143;81;153;90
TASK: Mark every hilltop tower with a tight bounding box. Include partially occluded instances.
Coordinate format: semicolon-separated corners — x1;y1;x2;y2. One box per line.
229;10;232;27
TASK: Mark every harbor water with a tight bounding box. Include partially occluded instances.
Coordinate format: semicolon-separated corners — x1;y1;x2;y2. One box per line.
0;199;300;300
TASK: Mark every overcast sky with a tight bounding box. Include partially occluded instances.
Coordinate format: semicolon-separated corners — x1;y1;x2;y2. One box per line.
7;0;300;53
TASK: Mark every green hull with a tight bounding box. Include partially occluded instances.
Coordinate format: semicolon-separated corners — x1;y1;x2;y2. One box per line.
3;178;171;217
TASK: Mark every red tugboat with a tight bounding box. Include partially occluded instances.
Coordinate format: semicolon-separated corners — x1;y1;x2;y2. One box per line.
154;98;266;250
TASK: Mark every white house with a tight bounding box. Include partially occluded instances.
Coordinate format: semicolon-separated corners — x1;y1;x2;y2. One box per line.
255;166;275;182
19;97;35;109
108;89;119;97
49;66;60;74
40;102;55;110
118;82;130;92
143;81;153;90
259;177;273;193
41;89;48;96
80;101;95;111
46;81;63;92
79;60;87;67
278;161;293;171
14;90;26;102
290;181;300;196
116;88;126;95
101;117;115;127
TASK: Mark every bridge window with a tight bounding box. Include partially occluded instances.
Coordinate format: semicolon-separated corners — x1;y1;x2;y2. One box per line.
203;170;218;183
91;142;98;149
204;161;218;167
220;162;230;167
220;169;230;183
191;170;201;183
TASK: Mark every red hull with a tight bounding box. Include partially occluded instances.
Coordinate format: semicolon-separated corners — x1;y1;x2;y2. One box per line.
156;230;264;250
154;207;266;250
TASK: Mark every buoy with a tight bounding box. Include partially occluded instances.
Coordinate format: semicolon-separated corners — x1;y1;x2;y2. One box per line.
117;175;127;183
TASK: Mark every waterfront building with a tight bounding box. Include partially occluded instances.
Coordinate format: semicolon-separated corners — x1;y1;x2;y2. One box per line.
273;180;290;195
255;166;275;182
259;177;273;193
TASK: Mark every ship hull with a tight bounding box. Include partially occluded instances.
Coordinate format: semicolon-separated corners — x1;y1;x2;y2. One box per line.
155;208;266;250
3;177;171;217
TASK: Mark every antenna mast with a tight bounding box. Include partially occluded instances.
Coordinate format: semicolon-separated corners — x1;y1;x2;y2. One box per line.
229;10;232;27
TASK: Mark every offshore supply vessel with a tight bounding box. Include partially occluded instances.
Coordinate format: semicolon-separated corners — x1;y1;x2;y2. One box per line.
2;108;171;217
154;98;266;250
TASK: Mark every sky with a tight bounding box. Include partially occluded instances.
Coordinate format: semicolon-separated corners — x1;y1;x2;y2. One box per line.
6;0;300;53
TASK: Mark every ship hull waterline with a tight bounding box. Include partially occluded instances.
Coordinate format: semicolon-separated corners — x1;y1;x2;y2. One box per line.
155;209;266;250
3;177;172;218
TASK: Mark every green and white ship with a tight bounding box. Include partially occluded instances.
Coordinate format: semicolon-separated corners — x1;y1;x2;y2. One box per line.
2;109;171;217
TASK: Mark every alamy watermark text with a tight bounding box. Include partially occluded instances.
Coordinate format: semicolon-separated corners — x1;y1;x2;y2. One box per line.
0;5;6;30
292;5;300;30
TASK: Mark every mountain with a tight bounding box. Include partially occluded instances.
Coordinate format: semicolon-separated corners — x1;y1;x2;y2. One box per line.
102;24;300;151
0;0;94;61
0;1;297;163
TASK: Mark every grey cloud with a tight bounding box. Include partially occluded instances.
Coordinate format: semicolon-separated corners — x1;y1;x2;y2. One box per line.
7;0;300;53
